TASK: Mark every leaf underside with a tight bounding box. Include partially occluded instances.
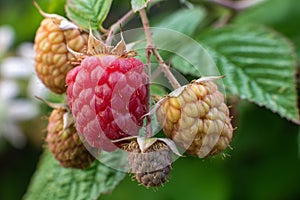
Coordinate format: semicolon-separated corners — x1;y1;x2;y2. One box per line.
24;150;125;200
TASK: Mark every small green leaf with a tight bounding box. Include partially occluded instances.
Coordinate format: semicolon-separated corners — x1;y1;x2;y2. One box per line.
173;25;299;123
24;150;126;200
65;0;112;29
131;0;149;12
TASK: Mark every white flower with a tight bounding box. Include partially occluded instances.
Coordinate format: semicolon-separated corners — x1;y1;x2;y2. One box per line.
0;57;34;78
0;25;14;57
0;80;19;100
0;30;48;148
17;42;35;59
0;81;28;148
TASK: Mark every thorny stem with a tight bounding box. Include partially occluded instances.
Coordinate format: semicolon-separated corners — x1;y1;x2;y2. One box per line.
139;9;181;90
106;10;134;45
208;0;263;11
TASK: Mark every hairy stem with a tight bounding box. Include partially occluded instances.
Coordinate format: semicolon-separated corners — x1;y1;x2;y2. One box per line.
139;8;181;138
140;9;153;138
145;50;152;138
139;9;181;89
106;10;134;45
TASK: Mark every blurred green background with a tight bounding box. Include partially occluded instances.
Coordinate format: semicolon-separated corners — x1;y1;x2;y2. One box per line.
0;0;300;199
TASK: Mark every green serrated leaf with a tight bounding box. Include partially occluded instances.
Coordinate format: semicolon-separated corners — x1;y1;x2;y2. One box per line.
234;0;300;64
24;150;125;200
131;0;149;12
172;25;299;123
65;0;112;29
196;25;299;123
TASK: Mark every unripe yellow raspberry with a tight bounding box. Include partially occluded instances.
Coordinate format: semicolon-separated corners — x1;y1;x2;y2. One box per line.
34;16;88;94
156;77;233;158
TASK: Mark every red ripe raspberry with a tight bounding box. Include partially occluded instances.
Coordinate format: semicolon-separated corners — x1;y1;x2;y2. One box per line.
95;56;148;140
66;54;148;151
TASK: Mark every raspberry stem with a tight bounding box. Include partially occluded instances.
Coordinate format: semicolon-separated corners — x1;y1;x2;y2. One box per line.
140;9;153;138
145;38;152;138
139;9;181;90
139;8;181;138
106;10;134;45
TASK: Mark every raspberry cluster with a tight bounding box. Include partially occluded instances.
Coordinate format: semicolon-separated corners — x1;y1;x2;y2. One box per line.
33;3;234;188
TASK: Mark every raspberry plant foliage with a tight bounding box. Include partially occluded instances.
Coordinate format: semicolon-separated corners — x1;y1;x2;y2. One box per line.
25;0;299;199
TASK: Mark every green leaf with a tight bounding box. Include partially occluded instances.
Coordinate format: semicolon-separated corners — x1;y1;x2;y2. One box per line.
154;6;206;36
150;84;167;97
65;0;112;29
298;128;300;158
132;7;206;65
24;150;126;200
174;25;299;123
141;7;206;63
131;0;149;12
234;0;300;63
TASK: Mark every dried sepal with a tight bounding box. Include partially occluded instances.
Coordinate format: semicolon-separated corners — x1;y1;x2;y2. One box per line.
116;136;182;156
